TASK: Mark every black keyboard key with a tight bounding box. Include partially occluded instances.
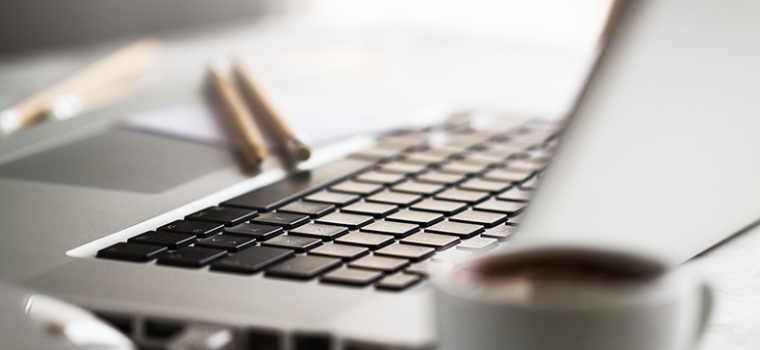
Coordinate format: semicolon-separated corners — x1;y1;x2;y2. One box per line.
157;220;224;238
378;162;428;175
262;235;323;252
315;212;374;230
321;268;384;286
375;244;435;261
289;224;349;241
195;234;256;252
335;232;394;249
366;192;422;206
425;221;484;238
156;247;226;268
128;231;196;249
391;181;445;196
450;211;508;227
457;237;499;251
474;200;527;216
309;244;369;261
360;221;419;238
266;256;341;280
341;202;398;218
437;162;484;175
410;199;467;215
210;246;294;274
481;169;533;183
224;223;283;241
97;242;167;262
250;212;310;229
482;225;518;240
186;206;257;227
434;188;490;204
386;210;444;227
415;171;466;185
496;187;533;202
278;201;335;218
330;181;384;195
401;232;460;250
221;159;372;211
376;273;422;291
348;255;409;273
305;191;360;206
458;178;513;193
354;171;407;185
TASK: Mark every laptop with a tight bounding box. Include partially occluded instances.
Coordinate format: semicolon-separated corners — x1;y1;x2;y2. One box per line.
1;0;758;348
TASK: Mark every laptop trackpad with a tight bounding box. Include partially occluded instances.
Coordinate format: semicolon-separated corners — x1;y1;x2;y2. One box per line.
0;129;235;193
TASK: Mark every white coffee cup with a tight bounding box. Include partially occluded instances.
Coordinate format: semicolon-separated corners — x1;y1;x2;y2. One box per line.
433;246;712;350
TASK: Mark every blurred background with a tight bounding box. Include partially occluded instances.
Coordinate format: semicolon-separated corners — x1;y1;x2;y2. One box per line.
0;0;614;134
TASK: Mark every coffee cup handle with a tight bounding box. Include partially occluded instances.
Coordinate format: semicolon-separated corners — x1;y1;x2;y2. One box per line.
691;282;713;347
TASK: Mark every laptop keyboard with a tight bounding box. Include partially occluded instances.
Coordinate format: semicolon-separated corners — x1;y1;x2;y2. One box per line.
96;116;561;291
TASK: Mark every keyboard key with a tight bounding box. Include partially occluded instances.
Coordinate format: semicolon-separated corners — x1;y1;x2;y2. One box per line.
401;232;460;250
518;176;541;190
457;237;499;251
434;188;490;204
419;146;467;158
425;221;484;238
402;152;451;166
195;234;256;252
305;191;360;206
360;221;419;238
335;232;394;249
186;206;258;227
481;169;533;183
156;247;227;268
221;159;372;211
97;243;167;262
289;224;349;241
509;211;526;225
432;249;472;263
503;159;545;173
459;154;504;167
366;192;422;206
265;256;342;280
450;211;508;227
496;187;533;202
315;212;374;230
482;225;518;240
128;231;196;249
354;171;407;185
415;171;466;185
262;235;322;252
330;181;384;195
341;202;399;218
410;199;467;215
378;162;428;175
405;260;430;276
157;220;223;238
309;244;369;261
250;212;310;229
376;274;422;291
348;148;404;162
474;200;527;216
210;246;294;274
278;201;335;218
375;244;435;261
386;210;444;227
224;223;283;241
349;256;409;273
391;181;445;196
321;268;384;286
437;162;485;175
458;178;513;193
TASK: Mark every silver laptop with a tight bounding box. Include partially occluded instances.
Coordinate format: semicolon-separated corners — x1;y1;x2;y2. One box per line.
1;0;759;349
